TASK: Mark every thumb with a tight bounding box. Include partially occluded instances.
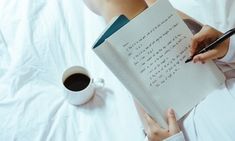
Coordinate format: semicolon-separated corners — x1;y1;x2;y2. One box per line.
167;108;180;135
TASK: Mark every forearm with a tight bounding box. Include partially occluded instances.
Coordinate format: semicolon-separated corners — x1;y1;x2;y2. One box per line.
176;10;203;35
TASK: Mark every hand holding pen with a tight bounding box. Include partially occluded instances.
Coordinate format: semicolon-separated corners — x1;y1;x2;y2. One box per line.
185;25;235;63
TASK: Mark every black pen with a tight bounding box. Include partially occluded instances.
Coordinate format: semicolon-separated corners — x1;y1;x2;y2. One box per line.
185;28;235;63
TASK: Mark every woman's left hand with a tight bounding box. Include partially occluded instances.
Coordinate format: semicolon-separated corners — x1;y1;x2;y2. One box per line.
144;108;180;141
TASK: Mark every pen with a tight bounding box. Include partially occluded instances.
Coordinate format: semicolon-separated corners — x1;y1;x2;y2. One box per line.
185;28;235;63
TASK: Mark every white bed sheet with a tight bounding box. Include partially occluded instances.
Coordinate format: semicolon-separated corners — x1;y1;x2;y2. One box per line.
0;0;145;141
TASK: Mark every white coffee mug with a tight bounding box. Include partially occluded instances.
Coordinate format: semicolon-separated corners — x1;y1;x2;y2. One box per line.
62;66;104;105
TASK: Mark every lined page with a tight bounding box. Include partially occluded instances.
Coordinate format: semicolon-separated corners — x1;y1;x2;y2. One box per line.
108;0;194;91
102;0;225;126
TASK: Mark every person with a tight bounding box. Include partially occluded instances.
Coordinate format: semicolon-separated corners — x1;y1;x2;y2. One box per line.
144;0;235;141
143;25;232;141
83;0;235;140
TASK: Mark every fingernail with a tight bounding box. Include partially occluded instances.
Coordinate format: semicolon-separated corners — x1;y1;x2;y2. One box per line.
144;113;149;118
169;108;174;115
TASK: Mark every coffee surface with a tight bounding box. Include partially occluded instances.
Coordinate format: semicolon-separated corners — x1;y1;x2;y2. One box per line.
64;73;90;91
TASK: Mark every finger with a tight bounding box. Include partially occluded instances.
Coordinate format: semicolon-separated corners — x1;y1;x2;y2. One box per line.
192;47;223;63
144;113;164;136
191;25;225;58
190;31;208;55
190;41;197;56
145;113;169;133
190;37;199;56
167;108;180;134
144;114;169;141
144;113;161;129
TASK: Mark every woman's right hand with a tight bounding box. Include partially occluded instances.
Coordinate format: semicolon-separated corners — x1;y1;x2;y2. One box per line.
190;25;230;63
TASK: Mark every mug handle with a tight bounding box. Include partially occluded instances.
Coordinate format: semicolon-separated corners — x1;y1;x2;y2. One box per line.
93;78;105;89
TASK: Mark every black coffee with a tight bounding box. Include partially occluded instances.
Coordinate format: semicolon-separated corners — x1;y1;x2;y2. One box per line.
64;73;90;91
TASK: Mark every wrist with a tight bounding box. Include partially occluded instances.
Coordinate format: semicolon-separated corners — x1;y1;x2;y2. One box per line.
163;131;185;141
219;36;235;62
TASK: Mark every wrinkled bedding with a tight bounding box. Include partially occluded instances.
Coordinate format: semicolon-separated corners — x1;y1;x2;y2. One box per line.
0;0;144;141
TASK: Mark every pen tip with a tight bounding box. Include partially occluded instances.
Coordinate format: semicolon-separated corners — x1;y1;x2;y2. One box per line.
185;58;192;63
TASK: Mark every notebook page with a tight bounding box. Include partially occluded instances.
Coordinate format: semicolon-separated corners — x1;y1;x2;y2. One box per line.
107;0;224;121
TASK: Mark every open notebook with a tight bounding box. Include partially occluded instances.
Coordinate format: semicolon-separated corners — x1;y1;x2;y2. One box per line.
92;0;225;127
